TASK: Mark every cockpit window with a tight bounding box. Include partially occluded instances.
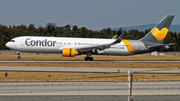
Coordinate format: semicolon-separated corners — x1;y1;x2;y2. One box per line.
10;40;15;42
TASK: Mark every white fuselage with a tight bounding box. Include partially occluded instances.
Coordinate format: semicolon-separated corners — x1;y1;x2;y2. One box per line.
6;36;143;56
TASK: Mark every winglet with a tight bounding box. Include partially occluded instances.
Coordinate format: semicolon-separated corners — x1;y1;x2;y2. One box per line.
112;35;118;39
112;31;127;44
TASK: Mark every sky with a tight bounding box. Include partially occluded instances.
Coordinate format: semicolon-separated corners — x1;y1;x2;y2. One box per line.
0;0;180;30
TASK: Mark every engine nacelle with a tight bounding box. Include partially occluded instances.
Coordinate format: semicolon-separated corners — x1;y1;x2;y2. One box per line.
62;48;77;57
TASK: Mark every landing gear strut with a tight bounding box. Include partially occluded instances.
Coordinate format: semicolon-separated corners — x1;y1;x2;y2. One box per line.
84;57;93;61
17;51;21;59
85;52;93;61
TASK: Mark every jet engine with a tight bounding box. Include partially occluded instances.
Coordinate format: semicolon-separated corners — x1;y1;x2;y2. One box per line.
62;48;78;57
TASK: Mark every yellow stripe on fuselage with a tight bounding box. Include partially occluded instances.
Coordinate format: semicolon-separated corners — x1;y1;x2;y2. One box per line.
122;39;137;54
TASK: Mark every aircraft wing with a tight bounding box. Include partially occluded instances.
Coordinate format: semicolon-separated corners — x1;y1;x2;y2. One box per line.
60;31;126;53
111;31;126;44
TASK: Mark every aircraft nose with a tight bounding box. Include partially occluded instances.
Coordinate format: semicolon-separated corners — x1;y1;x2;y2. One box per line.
5;42;11;48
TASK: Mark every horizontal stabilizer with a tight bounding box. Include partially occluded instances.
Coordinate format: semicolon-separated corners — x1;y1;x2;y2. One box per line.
147;44;166;49
147;43;174;50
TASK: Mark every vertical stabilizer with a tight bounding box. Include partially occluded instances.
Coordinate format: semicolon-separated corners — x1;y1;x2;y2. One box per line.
140;15;174;44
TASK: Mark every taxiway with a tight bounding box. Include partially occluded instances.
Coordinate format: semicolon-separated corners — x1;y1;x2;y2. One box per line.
0;82;179;95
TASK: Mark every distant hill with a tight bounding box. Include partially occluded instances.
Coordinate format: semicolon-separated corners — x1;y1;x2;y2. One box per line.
114;24;180;33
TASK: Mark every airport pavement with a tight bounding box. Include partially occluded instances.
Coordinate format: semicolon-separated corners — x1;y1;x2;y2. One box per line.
0;82;179;95
134;69;180;74
1;66;180;73
1;95;180;101
1;60;180;63
0;82;180;101
0;61;180;100
0;66;157;73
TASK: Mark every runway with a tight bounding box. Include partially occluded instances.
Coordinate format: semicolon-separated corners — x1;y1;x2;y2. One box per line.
0;66;158;73
1;66;180;73
1;60;180;63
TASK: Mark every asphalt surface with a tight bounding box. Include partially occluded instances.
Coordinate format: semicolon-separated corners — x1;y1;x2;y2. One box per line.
0;82;180;101
1;60;180;63
1;95;180;101
0;82;180;95
1;60;180;100
1;66;180;74
0;66;156;73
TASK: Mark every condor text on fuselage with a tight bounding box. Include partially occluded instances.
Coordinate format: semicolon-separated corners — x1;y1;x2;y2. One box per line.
25;38;56;47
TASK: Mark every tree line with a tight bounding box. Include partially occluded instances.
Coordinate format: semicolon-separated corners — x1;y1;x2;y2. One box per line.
0;23;180;52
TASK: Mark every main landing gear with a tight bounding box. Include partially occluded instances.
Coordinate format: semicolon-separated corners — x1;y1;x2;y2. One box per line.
84;52;93;61
17;51;21;59
84;57;93;61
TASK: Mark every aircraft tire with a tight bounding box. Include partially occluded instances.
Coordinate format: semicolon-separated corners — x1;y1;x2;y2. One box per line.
85;57;89;61
17;56;21;59
89;57;93;61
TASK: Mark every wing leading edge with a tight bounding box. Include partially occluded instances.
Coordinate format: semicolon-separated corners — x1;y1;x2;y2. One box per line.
60;31;127;53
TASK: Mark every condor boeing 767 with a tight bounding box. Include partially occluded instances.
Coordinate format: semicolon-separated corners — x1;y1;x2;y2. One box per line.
6;15;174;61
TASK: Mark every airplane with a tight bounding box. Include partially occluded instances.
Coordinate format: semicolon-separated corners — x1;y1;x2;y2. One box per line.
6;15;174;61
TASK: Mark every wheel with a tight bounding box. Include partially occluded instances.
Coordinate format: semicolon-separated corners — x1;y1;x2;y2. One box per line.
85;57;89;61
17;56;21;59
17;51;20;55
89;57;93;61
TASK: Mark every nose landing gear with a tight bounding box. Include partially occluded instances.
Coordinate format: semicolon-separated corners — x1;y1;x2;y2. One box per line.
17;51;21;59
17;55;21;59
